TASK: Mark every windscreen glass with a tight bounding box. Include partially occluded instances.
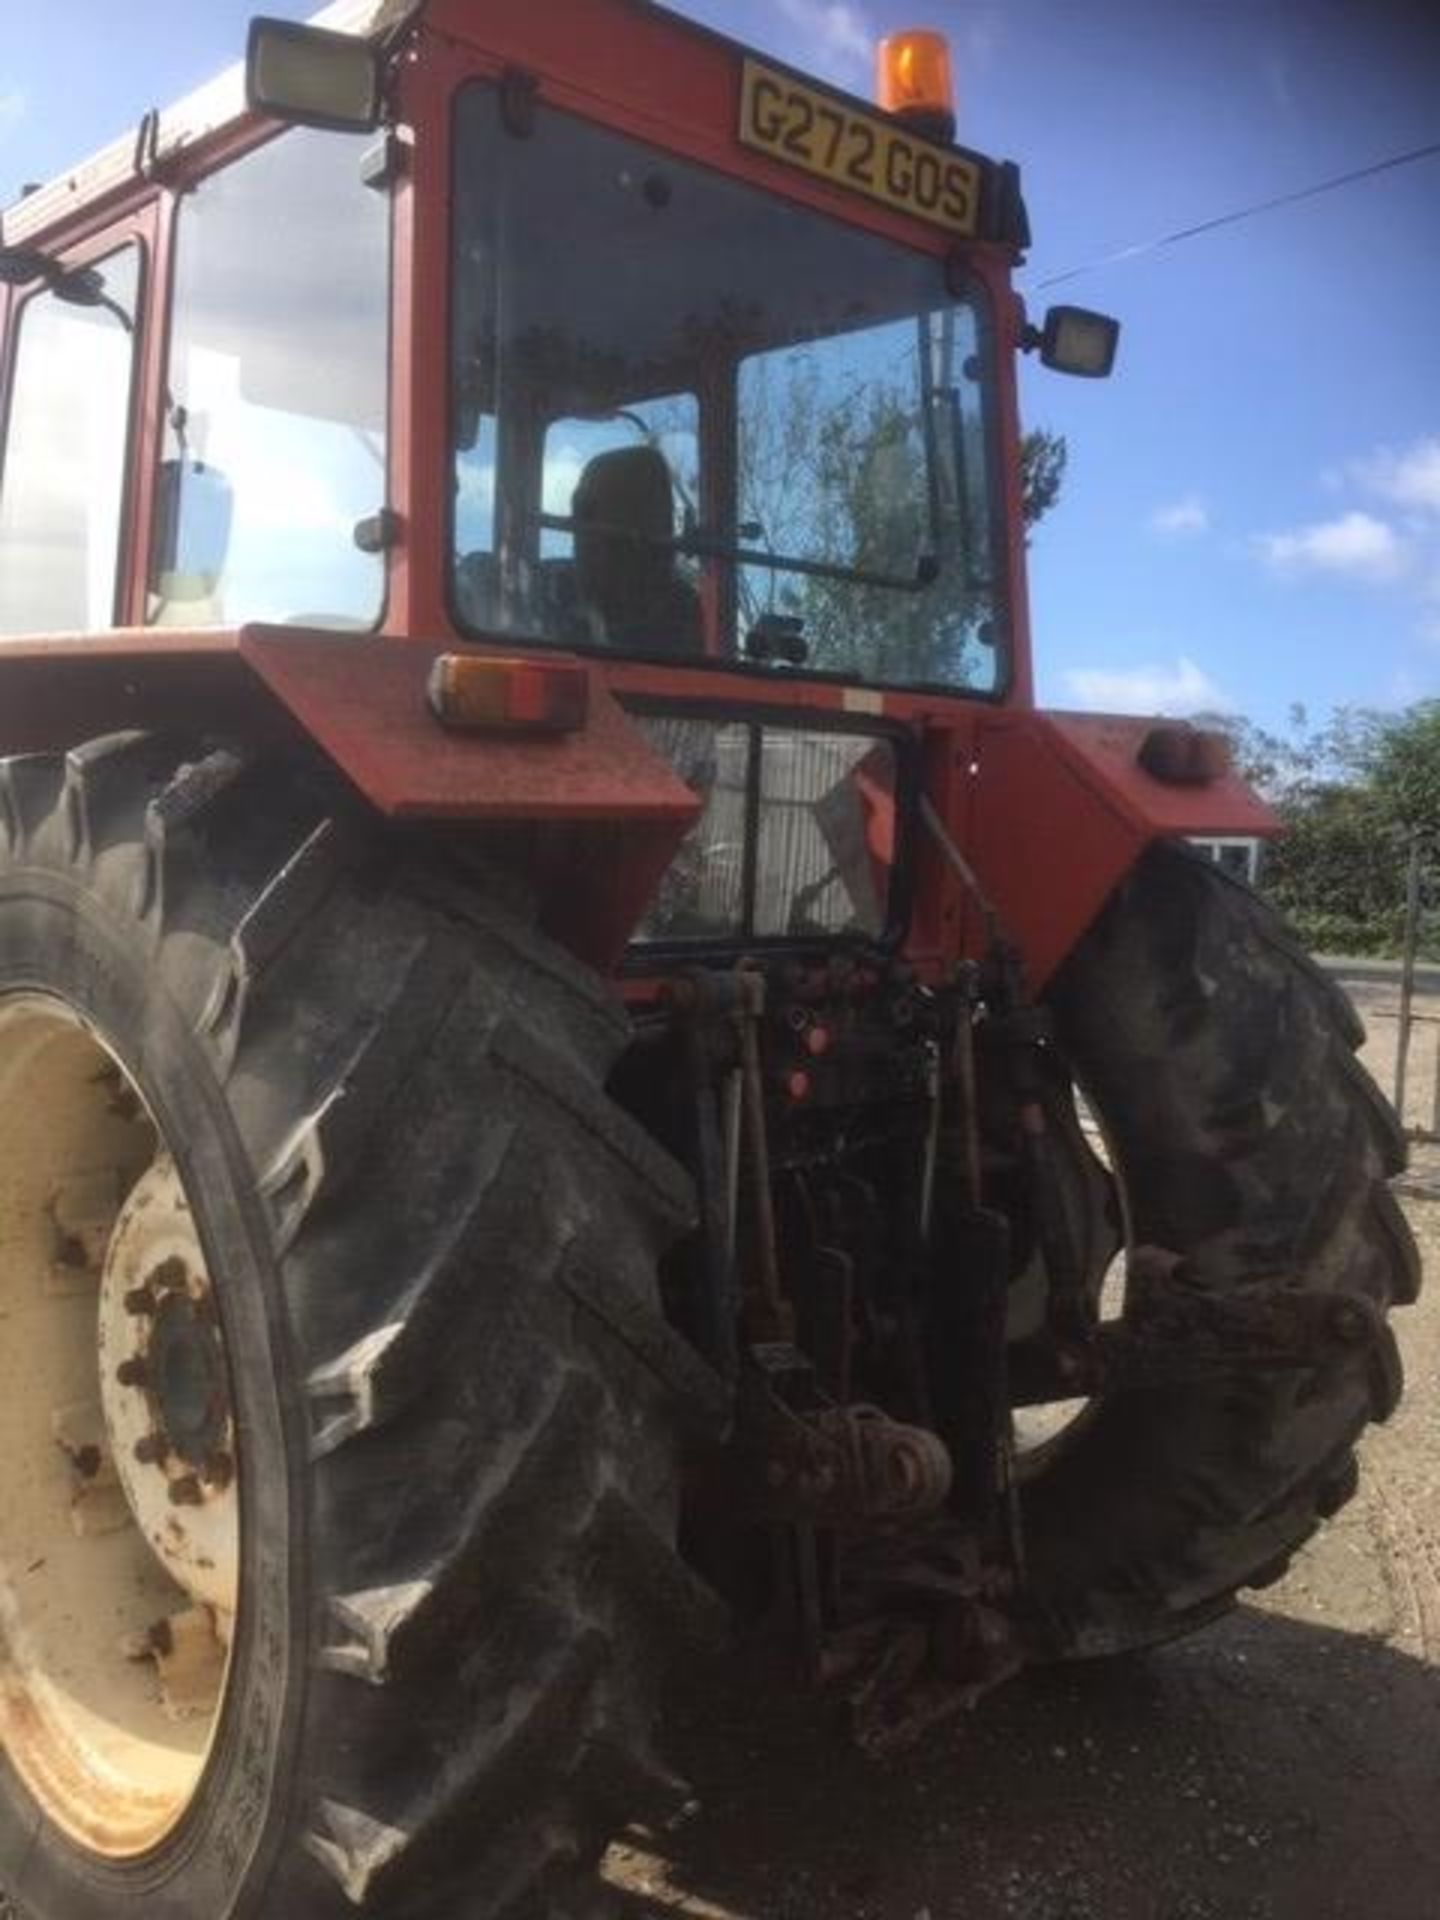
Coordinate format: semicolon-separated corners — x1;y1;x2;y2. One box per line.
450;83;1006;694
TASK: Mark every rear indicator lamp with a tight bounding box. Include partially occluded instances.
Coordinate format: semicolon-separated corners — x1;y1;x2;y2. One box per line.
427;654;589;735
1137;723;1233;786
877;30;956;141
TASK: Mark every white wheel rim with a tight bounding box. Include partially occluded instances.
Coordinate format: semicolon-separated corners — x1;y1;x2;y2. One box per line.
0;996;239;1857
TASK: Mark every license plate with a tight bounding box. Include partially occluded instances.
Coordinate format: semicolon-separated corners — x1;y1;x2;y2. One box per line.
738;59;979;239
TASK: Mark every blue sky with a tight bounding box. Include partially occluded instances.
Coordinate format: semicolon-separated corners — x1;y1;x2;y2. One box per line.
3;0;1437;729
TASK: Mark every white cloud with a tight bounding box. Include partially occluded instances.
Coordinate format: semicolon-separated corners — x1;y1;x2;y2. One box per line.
1257;510;1408;582
1275;440;1440;654
0;89;25;137
1063;655;1230;716
1149;496;1209;536
1351;437;1440;515
776;0;875;79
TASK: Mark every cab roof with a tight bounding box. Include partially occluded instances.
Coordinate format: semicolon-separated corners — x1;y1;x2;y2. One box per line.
2;1;1021;257
2;1;393;249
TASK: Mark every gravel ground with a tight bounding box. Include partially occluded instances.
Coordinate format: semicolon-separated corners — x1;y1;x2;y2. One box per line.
1337;973;1440;1149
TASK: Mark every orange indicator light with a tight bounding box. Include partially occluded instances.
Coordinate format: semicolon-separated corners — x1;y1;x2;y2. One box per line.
427;654;589;735
877;30;956;129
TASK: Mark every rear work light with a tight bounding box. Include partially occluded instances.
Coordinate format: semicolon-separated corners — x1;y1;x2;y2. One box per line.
1021;304;1122;380
427;655;589;735
1039;306;1121;379
246;17;383;132
876;29;956;144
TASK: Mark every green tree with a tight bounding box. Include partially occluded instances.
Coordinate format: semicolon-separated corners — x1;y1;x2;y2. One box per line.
791;383;990;685
1020;429;1067;532
735;321;1067;688
1364;700;1440;839
1200;702;1440;958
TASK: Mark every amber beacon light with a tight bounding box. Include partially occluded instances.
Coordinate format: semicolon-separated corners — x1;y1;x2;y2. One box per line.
877;29;957;143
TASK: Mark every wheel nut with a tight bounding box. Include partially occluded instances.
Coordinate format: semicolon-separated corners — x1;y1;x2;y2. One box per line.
168;1473;204;1507
148;1255;189;1296
203;1450;234;1491
123;1285;157;1317
115;1356;149;1388
134;1432;170;1467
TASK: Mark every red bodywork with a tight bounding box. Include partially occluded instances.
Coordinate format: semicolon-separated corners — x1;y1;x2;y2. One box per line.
0;0;1273;984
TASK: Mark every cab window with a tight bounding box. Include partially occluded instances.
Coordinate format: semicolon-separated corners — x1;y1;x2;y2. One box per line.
0;247;141;636
151;128;389;631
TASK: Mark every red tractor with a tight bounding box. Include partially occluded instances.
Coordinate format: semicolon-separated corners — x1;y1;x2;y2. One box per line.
0;5;1416;1916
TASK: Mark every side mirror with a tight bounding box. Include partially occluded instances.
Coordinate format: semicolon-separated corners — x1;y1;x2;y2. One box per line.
245;17;383;133
1031;305;1120;379
152;459;236;593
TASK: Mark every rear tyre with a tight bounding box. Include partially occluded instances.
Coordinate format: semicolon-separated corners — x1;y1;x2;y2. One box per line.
0;737;720;1919
1026;841;1418;1655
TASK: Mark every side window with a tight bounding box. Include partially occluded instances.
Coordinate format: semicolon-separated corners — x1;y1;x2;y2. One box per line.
0;248;141;636
152;128;388;631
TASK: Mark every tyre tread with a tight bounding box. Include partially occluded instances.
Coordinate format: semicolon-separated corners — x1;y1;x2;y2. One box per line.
1036;839;1419;1653
0;739;711;1920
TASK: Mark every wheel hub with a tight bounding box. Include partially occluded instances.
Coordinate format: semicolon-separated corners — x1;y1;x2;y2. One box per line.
148;1287;231;1468
99;1158;240;1618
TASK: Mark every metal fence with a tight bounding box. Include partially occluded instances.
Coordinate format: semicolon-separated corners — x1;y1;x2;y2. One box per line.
1187;831;1440;1147
1321;832;1440;1147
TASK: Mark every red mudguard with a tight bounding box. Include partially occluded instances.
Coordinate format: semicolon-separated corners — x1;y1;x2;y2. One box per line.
964;709;1278;991
0;632;1271;986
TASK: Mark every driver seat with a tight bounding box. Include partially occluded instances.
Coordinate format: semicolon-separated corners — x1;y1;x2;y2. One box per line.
571;445;703;655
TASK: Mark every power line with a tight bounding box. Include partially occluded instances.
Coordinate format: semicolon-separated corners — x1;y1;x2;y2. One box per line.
1032;139;1440;291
